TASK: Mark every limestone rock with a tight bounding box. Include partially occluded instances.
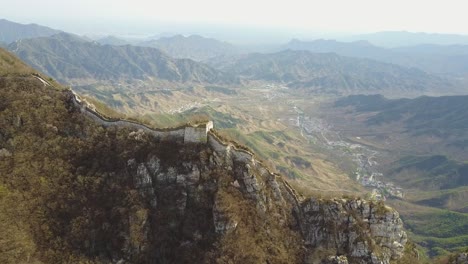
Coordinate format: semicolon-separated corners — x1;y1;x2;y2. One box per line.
206;133;408;263
298;198;407;263
134;162;157;208
323;255;349;264
117;133;409;263
212;197;238;234
146;156;160;175
0;148;12;157
135;164;152;188
452;253;468;264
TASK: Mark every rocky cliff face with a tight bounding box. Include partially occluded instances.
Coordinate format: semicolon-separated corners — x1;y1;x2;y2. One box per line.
119;131;407;263
298;198;407;263
451;253;468;264
123;135;303;263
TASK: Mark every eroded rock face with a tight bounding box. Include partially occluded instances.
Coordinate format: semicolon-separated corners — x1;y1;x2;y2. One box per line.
0;148;12;157
129;158;157;208
452;253;468;264
120;133;408;263
208;134;407;263
323;255;349;264
213;197;238;234
298;198;407;263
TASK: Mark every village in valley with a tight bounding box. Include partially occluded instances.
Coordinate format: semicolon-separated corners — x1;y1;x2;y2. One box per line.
291;105;404;200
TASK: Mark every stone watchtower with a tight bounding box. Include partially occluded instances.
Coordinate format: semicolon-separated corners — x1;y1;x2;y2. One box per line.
184;121;214;143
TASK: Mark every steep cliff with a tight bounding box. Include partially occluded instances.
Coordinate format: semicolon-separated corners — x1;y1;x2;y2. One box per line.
0;48;409;263
95;128;408;263
206;134;407;263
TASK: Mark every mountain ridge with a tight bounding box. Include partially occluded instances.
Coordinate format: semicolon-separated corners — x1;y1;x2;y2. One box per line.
8;33;237;86
214;49;455;96
346;31;468;47
138;34;238;61
0;18;61;43
283;38;468;77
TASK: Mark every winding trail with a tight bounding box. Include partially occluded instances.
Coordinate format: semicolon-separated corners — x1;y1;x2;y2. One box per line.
32;74;50;87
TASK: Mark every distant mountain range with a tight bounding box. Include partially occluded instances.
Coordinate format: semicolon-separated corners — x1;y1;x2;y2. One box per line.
2;18;465;95
283;39;388;59
283;39;468;77
345;31;468;47
5;31;462;96
95;35;131;46
0;18;61;43
392;43;468;55
213;50;455;95
138;34;238;61
8;33;236;85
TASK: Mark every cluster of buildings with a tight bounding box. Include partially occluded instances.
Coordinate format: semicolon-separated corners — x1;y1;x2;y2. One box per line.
289;107;405;201
356;171;404;200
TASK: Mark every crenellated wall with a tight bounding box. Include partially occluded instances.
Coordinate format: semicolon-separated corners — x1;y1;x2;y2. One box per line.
68;89;213;144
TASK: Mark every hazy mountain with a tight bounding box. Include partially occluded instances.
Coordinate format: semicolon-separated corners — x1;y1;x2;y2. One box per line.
283;39;468;77
147;32;177;39
96;35;131;46
0;18;61;43
393;43;468;55
216;50;455;95
283;38;389;58
138;34;238;61
346;31;468;48
8;33;236;85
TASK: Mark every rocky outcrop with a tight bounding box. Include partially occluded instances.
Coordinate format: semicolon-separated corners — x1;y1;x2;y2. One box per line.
0;148;12;157
130;158;158;208
323;255;349;264
452;253;468;264
65;92;410;262
212;197;238;234
204;131;408;263
297;198;406;263
67;126;408;263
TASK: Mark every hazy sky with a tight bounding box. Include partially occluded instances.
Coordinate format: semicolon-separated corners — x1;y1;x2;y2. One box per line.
2;0;468;37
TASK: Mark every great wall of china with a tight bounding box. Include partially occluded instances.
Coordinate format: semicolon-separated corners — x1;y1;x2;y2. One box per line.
69;89;214;143
30;73;302;204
